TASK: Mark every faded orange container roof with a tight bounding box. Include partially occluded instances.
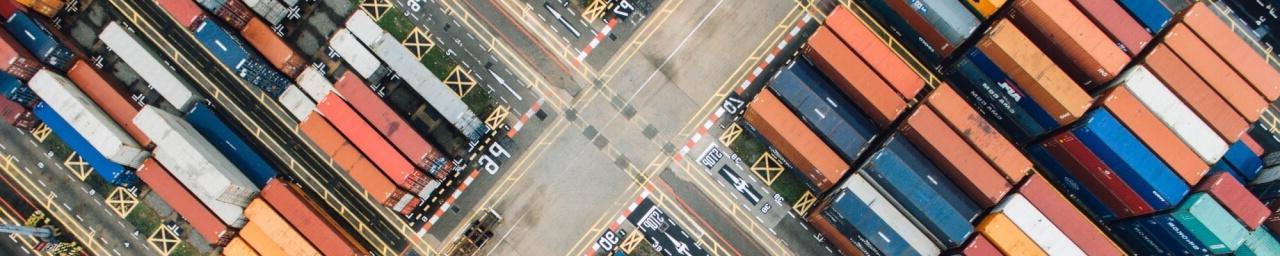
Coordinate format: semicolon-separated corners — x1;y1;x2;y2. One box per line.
244;198;321;256
66;60;150;146
223;237;260;256
744;90;849;192
805;26;905;126
1102;86;1208;185
1164;24;1266;122
978;20;1090;125
241;18;305;77
825;7;923;99
136;159;230;245
1009;0;1128;88
1182;3;1280;101
901;107;1010;208
156;0;203;29
927;85;1030;183
317;92;426;192
238;221;287;256
261;179;368;256
1143;45;1248;142
978;212;1047;256
299;111;407;206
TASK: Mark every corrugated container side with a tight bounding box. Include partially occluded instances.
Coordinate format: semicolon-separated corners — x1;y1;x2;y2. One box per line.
137;158;231;245
804;27;905;126
859;1;943;64
277;86;315;122
29;70;148;167
33;104;132;185
1197;172;1268;230
298;111;419;215
335;71;447;176
1225;141;1264;180
948;50;1055;141
977;20;1090;125
0;25;38;80
1027;145;1119;221
296;67;334;101
6;12;73;70
1163;24;1267;122
1043;133;1153;218
824;7;923;99
134;106;257;225
744;90;848;192
1070;0;1151;56
994;194;1086;255
316;92;427;193
0;97;35;129
1143;45;1247;142
243;199;321;256
961;0;1004;18
925;85;1030;183
845;174;942;255
366;33;486;140
1182;3;1280;100
900;107;1009;207
977;213;1046;256
804;208;863;256
959;234;1003;256
99;22;198;111
238;221;287;256
157;0;205;29
261;179;367;256
193;19;289;97
241;18;304;78
1008;0;1128;88
770;60;877;162
195;0;229;13
0;73;32;107
66;61;149;146
241;0;286;25
1242;136;1264;157
223;237;259;256
1072;110;1189;210
862;137;978;248
1019;173;1124;255
327;29;381;80
912;0;979;48
1101;86;1207;185
1172;193;1249;254
1117;65;1226;164
214;0;252;29
817;188;897;256
15;0;61;17
1239;227;1280;256
882;0;956;57
184;103;277;187
1115;0;1172;33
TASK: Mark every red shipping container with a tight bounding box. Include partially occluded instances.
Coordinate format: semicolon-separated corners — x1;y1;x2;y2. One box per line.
824;7;923;100
217;0;253;29
0;0;26;19
1043;133;1154;217
1069;0;1151;57
927;84;1031;183
1008;0;1129;88
334;71;447;176
1242;136;1264;157
1101;86;1207;185
260;179;368;256
157;0;205;29
316;93;428;193
806;208;863;256
960;235;1003;256
1164;24;1267;122
137;158;233;245
0;27;40;80
1019;173;1125;255
1182;3;1280;101
744;90;849;192
1197;172;1269;230
65;60;150;146
299;111;418;215
1143;44;1248;142
0;97;35;129
804;26;905;126
241;18;305;78
885;0;955;56
900;107;1009;207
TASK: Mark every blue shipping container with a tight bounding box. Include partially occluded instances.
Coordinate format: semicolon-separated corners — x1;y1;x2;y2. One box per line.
947;58;1037;141
1072;109;1189;211
861;136;977;248
1224;140;1264;181
1116;0;1173;33
1142;214;1212;255
859;1;943;65
822;189;907;256
193;20;290;97
967;50;1060;132
32;103;136;186
184;103;276;187
5;12;73;71
1027;144;1117;220
770;60;877;162
0;73;33;107
906;0;978;47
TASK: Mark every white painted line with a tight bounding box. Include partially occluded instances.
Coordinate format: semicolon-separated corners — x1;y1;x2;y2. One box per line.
61;203;71;210
75;214;83;222
37;179;45;187
0;142;6;150
624;0;723;105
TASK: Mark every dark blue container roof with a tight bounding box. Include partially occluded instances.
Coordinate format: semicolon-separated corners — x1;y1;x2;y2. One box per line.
1072;109;1188;211
861;136;977;248
769;60;877;162
33;103;134;186
184;103;276;187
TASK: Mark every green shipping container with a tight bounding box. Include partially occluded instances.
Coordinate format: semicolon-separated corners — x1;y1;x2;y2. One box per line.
1237;227;1280;256
1172;193;1247;254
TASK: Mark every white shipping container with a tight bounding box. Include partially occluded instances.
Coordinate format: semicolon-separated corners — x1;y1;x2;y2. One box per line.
99;22;199;111
133;106;258;227
243;0;287;25
846;173;941;256
994;194;1086;256
278;86;315;122
345;10;385;45
369;35;486;140
1120;65;1228;164
29;70;149;167
280;0;298;7
296;67;334;101
329;29;382;80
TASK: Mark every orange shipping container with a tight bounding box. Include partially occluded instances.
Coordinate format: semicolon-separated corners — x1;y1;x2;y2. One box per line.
804;26;905;126
900;107;1010;207
223;237;260;256
978;213;1047;256
1182;3;1280;100
241;18;306;78
977;20;1090;125
1163;24;1266;122
66;60;150;146
244;198;321;256
1102;87;1208;185
14;0;61;17
261;179;368;256
1143;45;1248;142
824;7;924;99
299;111;419;215
744;90;849;192
238;221;287;256
1008;0;1128;88
136;159;232;245
926;85;1031;183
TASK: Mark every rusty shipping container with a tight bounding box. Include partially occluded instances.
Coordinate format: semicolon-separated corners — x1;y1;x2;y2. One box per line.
805;208;862;256
137;159;233;245
1143;44;1248;142
1182;3;1280;101
977;20;1090;125
224;237;259;256
240;18;305;78
1008;0;1128;88
0;27;39;80
298;111;420;215
316;92;429;193
925;85;1030;184
244;198;321;256
824;7;923;100
1197;172;1268;230
1019;174;1125;255
14;0;61;17
744;90;848;192
1070;0;1151;56
260;179;367;256
65;60;149;146
977;212;1046;256
157;0;205;29
804;26;905;126
334;71;449;178
238;221;287;256
1101;86;1207;185
900;106;1009;208
1164;24;1267;122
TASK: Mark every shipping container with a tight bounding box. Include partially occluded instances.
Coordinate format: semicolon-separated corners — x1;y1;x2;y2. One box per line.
879;0;972;58
365;33;487;141
958;234;1002;256
1100;86;1207;185
925;85;1030;183
195;0;228;13
0;97;34;129
14;0;61;17
316;92;430;193
193;19;290;97
134;106;257;225
977;20;1090;126
224;237;259;256
99;22;199;111
1116;0;1171;33
278;86;314;122
858;1;944;65
184;103;277;187
1073;109;1189;211
1242;136;1264;157
1027;140;1118;221
296;67;335;101
769;60;877;163
65;60;148;146
1163;24;1267;122
946;51;1050;141
137;159;232;245
207;0;252;30
1039;132;1152;219
6;12;72;70
32;103;134;185
297;111;419;215
260;179;367;256
992;194;1086;255
242;0;287;25
1018;173;1124;255
1182;3;1280;101
820;175;941;255
238;221;288;256
29;70;148;167
860;136;978;248
804;26;904;126
1007;0;1128;88
327;29;384;83
1175;193;1250;253
824;7;923;99
1116;214;1209;255
157;0;206;29
1197;172;1268;230
345;10;383;45
1069;0;1151;57
976;213;1044;256
0;26;38;80
335;71;449;178
241;18;305;78
0;1;21;19
244;198;321;256
743;90;848;192
1240;227;1280;256
1116;65;1226;164
1225;141;1264;181
961;0;1003;18
900;106;1008;208
0;71;33;107
1143;45;1247;142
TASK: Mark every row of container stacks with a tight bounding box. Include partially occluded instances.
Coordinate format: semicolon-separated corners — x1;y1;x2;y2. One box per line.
737;1;1280;255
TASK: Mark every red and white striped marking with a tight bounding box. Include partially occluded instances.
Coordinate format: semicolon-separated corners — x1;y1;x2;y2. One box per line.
673;13;813;162
418;170;481;236
584;189;651;256
508;98;545;138
575;19;619;63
